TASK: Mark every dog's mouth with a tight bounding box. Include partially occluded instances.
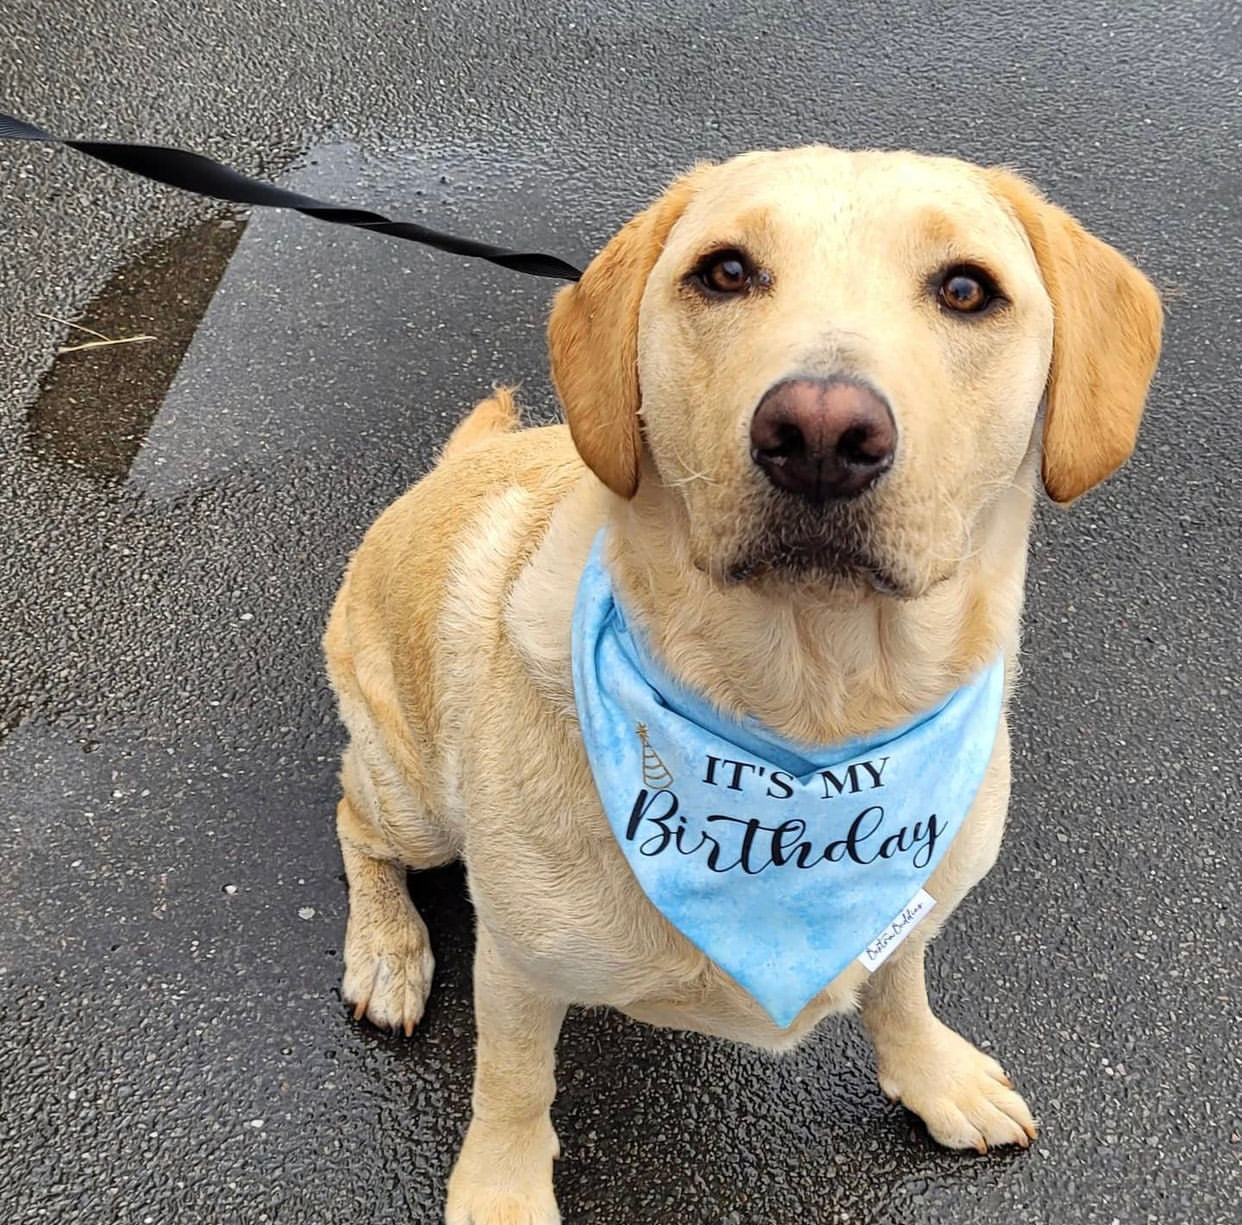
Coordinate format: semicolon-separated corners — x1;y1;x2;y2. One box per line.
684;478;967;600
705;494;909;593
721;545;912;598
704;499;932;599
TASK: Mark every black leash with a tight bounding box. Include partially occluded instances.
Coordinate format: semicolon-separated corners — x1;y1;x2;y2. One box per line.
0;111;584;282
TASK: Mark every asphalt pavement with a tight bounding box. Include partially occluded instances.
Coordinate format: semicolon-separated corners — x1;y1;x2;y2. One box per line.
1;2;1239;1223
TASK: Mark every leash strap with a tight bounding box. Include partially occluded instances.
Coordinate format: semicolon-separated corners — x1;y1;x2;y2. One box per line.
0;111;583;282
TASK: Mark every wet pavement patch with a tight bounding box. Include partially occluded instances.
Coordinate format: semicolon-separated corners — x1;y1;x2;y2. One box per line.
23;141;570;497
27;216;245;480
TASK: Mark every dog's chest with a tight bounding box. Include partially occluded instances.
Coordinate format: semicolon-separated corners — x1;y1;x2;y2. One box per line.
459;710;872;1048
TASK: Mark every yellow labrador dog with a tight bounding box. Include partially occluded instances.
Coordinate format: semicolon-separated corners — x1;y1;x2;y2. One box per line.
323;148;1161;1224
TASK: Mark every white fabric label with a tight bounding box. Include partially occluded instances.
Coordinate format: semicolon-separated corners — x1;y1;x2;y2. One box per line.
857;889;937;972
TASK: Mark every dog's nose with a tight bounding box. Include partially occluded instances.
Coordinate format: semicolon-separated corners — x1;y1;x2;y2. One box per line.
750;377;897;503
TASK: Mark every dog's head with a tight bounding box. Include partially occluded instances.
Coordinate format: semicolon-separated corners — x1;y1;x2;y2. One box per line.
549;149;1162;597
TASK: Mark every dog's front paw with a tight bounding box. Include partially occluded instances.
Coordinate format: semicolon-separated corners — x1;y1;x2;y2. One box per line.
876;1019;1037;1152
342;904;434;1036
445;1118;560;1225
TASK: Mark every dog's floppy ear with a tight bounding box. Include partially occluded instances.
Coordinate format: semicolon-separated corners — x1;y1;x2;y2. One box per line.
988;169;1163;504
548;170;708;498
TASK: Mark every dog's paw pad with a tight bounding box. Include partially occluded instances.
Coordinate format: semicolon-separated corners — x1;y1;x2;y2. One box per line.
877;1022;1037;1152
342;911;434;1036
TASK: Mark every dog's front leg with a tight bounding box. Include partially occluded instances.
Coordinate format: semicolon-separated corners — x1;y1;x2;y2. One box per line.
445;925;566;1225
860;937;1038;1153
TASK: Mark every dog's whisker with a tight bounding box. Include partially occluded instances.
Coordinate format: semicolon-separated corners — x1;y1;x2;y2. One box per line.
666;467;720;487
661;441;721;487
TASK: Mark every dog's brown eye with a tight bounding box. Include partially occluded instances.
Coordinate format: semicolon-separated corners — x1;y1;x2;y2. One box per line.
696;250;754;296
937;265;999;314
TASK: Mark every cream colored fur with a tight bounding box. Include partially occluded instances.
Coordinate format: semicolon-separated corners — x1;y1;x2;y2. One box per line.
323;149;1162;1225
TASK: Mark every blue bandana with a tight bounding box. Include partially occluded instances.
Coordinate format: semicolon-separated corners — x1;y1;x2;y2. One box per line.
571;534;1004;1028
